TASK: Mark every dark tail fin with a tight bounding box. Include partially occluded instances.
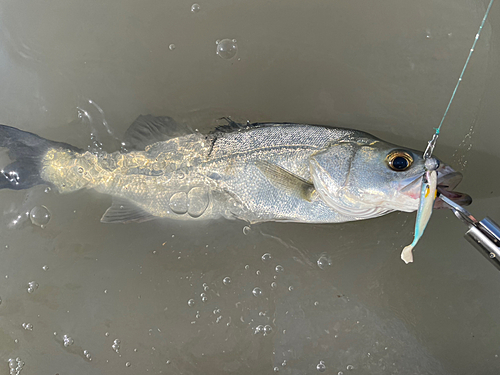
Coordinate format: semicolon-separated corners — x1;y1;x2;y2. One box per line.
0;125;81;190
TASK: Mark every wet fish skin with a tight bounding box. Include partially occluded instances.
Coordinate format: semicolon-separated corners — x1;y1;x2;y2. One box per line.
0;116;464;224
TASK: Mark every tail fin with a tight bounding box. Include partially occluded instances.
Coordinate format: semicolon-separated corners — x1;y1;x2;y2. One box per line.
0;125;81;190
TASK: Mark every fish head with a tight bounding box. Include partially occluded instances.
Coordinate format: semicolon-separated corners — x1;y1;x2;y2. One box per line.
309;136;471;219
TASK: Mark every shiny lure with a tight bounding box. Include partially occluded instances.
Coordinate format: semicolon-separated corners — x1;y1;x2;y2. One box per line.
401;165;438;264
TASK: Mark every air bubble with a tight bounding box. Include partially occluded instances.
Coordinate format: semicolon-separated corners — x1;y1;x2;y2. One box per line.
169;192;188;214
317;361;326;372
42;265;49;271
169;44;176;51
346;365;354;370
275;265;284;273
222;277;231;285
274;367;280;372
261;253;271;262
191;3;200;12
187;299;195;307
63;335;74;347
252;287;262;297
243;226;251;235
270;282;277;289
263;325;272;335
27;281;39;293
187;187;209;217
125;362;131;367
317;254;332;269
29;206;51;227
216;39;238;60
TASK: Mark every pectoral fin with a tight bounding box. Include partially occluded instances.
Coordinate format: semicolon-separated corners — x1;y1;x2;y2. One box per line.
255;160;315;201
101;198;157;224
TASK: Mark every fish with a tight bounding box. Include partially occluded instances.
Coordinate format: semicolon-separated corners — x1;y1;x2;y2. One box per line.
0;115;471;224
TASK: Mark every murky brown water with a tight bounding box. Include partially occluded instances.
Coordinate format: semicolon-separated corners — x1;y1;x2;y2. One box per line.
0;0;499;374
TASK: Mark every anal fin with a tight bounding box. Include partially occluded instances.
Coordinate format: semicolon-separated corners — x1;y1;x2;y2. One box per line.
101;198;157;224
255;160;315;201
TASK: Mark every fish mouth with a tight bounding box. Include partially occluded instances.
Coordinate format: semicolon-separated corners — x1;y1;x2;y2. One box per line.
434;166;472;209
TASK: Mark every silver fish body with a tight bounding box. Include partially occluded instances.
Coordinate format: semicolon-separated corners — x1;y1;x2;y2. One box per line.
0;116;470;224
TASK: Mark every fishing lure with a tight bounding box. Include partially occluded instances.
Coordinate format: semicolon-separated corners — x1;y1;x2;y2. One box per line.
401;166;437;264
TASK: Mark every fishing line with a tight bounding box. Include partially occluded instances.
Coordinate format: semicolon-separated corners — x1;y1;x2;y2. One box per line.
423;0;495;160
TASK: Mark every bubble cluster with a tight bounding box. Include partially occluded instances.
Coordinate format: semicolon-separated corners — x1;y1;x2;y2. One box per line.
29;206;51;227
63;335;74;347
216;39;238;60
8;357;24;375
168;188;209;217
254;324;272;335
112;339;121;353
21;323;33;331
27;281;39;294
83;350;92;361
200;293;208;303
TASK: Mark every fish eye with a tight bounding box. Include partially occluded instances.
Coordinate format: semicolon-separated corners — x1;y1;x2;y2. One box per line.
386;150;413;171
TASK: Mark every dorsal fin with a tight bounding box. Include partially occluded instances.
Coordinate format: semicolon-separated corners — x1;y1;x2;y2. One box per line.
211;117;249;134
122;115;191;151
101;197;157;224
211;119;305;135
